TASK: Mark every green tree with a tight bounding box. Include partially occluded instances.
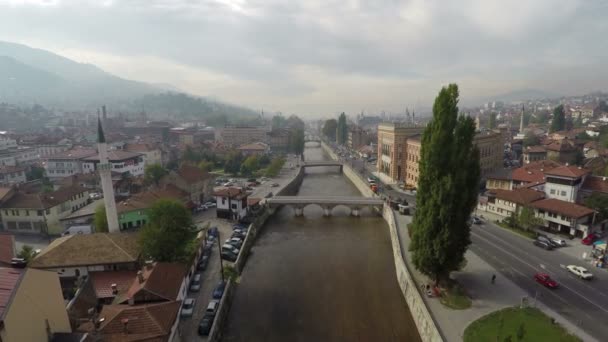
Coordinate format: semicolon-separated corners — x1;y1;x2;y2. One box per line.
265;157;285;177
182;145;201;162
224;151;244;175
516;323;526;341
288;128;305;155
198;160;214;172
144;163;168;186
286;115;305;130
532;110;550;125
517;206;544;232
488;112;496;129
523;132;540;147
17;245;36;263
573;116;584;129
94;205;109;233
240;155;260;176
271;114;287;129
336;112;348;145
584;192;608;221
26;166;45;181
138;199;198;262
322;119;338;141
409;84;480;285
550;105;565;133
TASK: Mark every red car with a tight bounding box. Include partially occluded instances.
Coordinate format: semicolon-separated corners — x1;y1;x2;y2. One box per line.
534;273;558;289
582;233;600;245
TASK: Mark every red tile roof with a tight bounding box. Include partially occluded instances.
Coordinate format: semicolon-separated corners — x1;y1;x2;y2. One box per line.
83;150;143;162
544;139;576;152
531;199;595;219
582;176;608;194
0;166;25;174
1;186;89;209
0;267;24;322
177;164;209;184
47;148;97;160
492;188;545;205
523;145;547;153
213;187;248;199
544;165;590;179
79;301;181;341
512;160;562;184
89;270;138;299
0;234;15;265
118;262;187;304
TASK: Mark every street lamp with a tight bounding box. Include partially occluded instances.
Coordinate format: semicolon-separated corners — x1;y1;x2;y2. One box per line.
217;230;225;283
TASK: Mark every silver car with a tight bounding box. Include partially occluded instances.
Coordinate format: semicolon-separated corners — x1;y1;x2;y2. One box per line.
181;298;196;317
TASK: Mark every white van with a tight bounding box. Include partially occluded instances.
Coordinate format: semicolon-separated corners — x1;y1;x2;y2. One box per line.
62;225;92;236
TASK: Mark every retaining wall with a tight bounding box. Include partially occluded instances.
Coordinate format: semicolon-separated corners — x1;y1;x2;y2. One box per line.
320;142;376;198
207;279;234;342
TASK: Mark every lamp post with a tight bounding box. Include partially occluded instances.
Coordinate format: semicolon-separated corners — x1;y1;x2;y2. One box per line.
217;230;225;283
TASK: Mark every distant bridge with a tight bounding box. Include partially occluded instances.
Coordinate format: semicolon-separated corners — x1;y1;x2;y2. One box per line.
266;196;383;217
302;160;343;171
304;134;322;143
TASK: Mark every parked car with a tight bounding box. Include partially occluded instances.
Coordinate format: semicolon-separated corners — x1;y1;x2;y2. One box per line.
189;274;202;292
233;224;248;231
181;298;196;317
533;240;553;250
205;202;217;208
198;314;214;336
205;300;220;316
221;244;240;255
208;226;219;237
62;225;92;236
223;182;234;187
566;265;594;280
582;233;601;245
471;217;482;225
550;237;567;247
537;235;559;248
198;255;209;271
271;183;279;187
202;244;213;257
232;231;247;239
225;237;243;249
534;273;559;288
212;281;226;299
221;251;238;262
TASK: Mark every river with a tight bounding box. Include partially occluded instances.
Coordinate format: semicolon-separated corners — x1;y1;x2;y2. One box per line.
222;143;421;342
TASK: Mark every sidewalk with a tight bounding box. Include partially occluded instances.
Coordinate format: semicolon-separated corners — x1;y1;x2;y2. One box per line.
393;212;597;342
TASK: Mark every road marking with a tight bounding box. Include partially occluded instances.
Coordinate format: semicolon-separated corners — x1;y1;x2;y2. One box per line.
472;231;608;314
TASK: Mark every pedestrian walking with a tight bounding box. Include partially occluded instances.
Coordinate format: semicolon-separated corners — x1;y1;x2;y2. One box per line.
491;274;496;284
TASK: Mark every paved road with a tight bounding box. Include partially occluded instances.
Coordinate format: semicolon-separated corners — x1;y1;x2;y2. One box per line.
471;222;608;340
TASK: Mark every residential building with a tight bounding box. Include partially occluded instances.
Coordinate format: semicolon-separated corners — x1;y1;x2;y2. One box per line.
161;164;212;204
124;143;162;166
218;125;271;147
0;267;72;342
0;234;15;266
545;139;577;164
45;148;97;181
0;186;90;235
485;188;545;219
522;146;547;164
267;129;290;152
376;123;425;182
82;150;145;177
12;147;39;166
32;138;72;158
543;165;590;203
580;175;608;201
475;131;504;178
237;142;270;156
348;126;370;150
169;127;207;146
511;160;562;187
114;262;188;305
29;232;140;278
404;135;422;187
0;166;26;186
531;198;595;237
0;134;17;151
214;187;248;220
485;169;514;191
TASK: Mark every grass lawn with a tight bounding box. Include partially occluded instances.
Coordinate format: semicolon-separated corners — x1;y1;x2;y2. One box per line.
496;222;537;239
439;281;472;310
464;307;581;342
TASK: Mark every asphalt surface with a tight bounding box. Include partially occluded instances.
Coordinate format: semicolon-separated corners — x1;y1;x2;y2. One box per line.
470;222;608;340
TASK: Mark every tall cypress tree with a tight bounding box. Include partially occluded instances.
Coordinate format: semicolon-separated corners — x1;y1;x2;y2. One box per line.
409;84;480;285
337;112;348;145
550;105;565;133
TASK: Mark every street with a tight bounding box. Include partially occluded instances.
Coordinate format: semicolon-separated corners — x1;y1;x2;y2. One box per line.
471;221;608;340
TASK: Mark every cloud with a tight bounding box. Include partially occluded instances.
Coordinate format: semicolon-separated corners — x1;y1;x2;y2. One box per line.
0;0;606;116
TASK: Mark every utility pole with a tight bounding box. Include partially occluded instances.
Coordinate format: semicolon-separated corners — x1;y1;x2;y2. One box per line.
217;230;225;283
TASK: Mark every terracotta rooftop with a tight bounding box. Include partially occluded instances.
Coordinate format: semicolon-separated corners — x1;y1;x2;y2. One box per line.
116;185;188;214
29;233;139;269
2;186;88;209
0;166;25;174
83;150;143;162
531;198;595;219
237;142;269;151
512;160;562;184
213;187;248;199
117;262;187;304
47;148;97;160
0;187;13;203
492;188;545;205
524;145;547;153
78;301;181;341
177;164;209;184
89;270;138;299
582;176;608;194
0;267;23;322
486;168;513;181
124;143;155;153
544;139;576;152
0;234;15;265
544;165;590;179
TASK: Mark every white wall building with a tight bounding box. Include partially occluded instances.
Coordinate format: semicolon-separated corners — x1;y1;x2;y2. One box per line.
543;165;589;203
82;150;145;177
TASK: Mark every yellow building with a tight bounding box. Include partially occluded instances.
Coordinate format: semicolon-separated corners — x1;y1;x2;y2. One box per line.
376;123;425;182
0;267;71;342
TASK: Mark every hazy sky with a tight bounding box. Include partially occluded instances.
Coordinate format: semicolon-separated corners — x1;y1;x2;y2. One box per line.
0;0;607;116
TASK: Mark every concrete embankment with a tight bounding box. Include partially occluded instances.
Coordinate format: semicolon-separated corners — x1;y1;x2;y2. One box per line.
321;141;444;342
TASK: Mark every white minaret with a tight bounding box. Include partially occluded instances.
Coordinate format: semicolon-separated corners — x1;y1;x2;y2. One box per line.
519;104;525;134
97;116;120;233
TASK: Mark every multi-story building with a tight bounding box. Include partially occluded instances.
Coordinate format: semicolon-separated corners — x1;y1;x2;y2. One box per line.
124;143;163;166
378;123;503;186
348;126;371;150
0;166;26;186
218;125;271;147
267;129;290;152
545;139;577;164
0;267;72;342
33;139;72;158
543;165;589;203
0;134;17;151
522;146;547;164
45;148;97;181
0;186;90;235
82;150;145;177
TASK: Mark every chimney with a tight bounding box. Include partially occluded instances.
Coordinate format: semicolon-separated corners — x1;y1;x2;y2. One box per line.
121;318;129;334
137;270;144;284
111;283;118;295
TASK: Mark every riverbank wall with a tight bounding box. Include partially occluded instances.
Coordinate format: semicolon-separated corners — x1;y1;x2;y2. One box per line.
321;141;443;342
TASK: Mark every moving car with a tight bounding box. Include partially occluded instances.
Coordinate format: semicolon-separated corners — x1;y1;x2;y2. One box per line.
189;274;202;292
550;237;567;247
198;314;214;336
471;217;482;225
582;233;601;245
533;240;553;250
205;202;217;208
566;265;593;280
537;235;559;248
212;281;226;299
534;273;558;288
180;298;196;317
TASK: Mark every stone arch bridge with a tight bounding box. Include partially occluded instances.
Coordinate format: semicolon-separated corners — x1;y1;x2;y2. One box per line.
266;196;384;217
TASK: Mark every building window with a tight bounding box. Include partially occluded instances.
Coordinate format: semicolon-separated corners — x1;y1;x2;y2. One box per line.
561;191;566;196
550;189;555;195
45;209;50;215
